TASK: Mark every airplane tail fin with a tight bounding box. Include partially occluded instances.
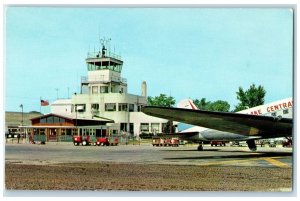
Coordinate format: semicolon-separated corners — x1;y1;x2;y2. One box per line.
177;99;198;110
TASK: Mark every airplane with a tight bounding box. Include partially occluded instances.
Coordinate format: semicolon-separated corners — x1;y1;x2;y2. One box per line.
142;97;293;151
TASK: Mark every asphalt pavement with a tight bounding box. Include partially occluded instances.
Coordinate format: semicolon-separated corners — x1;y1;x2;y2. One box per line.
5;142;292;168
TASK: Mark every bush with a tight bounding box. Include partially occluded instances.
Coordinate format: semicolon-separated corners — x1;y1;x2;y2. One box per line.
139;133;154;139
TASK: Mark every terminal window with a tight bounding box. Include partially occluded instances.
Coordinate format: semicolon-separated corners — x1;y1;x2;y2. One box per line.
129;104;134;112
118;103;128;111
40;116;65;124
76;104;86;112
100;86;108;93
141;123;149;133
151;123;160;133
91;103;99;111
105;103;116;111
92;86;98;94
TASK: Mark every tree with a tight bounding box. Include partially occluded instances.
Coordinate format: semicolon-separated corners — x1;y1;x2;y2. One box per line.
147;94;176;134
234;84;266;112
147;94;176;107
193;98;230;112
29;111;42;114
193;98;211;110
206;100;230;112
162;120;176;134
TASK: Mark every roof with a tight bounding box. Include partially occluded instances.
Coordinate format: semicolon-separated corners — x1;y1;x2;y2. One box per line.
30;113;114;123
51;99;72;105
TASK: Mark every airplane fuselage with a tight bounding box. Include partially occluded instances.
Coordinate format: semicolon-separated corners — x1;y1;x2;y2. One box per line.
179;97;293;142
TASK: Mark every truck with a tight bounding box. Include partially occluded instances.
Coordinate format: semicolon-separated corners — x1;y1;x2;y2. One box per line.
96;136;119;146
169;138;179;147
152;137;179;147
152;137;164;146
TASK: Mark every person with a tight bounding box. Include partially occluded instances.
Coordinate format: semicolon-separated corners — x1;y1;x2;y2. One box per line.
29;133;35;144
102;46;106;57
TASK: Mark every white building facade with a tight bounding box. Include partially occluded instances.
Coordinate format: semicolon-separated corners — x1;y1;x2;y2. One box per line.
51;40;167;136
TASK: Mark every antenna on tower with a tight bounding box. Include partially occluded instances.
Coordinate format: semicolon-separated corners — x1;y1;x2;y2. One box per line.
100;38;111;57
98;25;101;45
107;38;111;56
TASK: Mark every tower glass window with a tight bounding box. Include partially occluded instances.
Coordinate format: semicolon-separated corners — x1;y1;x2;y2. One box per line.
92;86;98;94
100;86;108;93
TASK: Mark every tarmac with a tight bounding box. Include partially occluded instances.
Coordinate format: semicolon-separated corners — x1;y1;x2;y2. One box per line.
4;142;293;193
5;142;292;168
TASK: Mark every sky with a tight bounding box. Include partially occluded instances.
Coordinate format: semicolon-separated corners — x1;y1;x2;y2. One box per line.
4;6;294;113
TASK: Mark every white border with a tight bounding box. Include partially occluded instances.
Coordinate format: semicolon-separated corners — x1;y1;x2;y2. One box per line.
1;0;299;200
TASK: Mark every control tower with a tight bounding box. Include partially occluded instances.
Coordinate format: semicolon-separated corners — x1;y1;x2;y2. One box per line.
52;38;167;136
81;38;127;95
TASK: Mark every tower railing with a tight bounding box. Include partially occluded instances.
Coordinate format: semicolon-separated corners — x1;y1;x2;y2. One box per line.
87;51;122;60
81;75;127;84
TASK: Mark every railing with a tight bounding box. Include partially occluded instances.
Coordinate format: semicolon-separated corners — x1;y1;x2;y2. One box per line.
81;75;127;84
58;135;73;142
87;51;122;60
33;135;47;142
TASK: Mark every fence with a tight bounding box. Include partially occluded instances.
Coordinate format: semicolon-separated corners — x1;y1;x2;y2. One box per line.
6;133;145;145
5;133;21;144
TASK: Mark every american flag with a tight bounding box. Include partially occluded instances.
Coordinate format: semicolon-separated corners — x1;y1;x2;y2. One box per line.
41;99;49;106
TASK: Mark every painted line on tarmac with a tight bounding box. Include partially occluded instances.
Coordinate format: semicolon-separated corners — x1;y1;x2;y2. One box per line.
199;158;259;167
199;157;290;168
263;157;289;168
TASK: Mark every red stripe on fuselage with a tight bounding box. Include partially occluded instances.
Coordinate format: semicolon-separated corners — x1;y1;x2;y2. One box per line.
189;100;197;110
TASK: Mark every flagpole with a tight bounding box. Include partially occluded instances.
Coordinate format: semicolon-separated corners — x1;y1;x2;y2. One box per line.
40;97;41;114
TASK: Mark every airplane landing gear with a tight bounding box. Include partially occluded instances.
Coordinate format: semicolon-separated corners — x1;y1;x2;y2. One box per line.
246;139;257;151
197;142;204;151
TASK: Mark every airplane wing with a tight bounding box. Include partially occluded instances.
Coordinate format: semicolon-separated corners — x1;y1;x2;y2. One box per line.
142;106;293;138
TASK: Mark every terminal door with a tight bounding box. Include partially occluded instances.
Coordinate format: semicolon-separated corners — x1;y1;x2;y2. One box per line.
96;129;107;137
48;128;57;141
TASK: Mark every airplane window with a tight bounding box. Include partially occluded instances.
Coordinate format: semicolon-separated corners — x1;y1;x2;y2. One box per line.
283;109;289;114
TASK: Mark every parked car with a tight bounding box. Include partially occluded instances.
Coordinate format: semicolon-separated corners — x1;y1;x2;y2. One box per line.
230;141;247;147
269;140;276;147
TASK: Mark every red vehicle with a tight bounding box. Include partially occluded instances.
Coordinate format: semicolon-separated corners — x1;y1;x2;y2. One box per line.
152;137;164;146
164;138;171;146
109;137;119;146
210;141;226;146
73;135;92;146
96;137;110;146
152;137;179;147
170;138;179;147
95;137;119;146
282;140;292;147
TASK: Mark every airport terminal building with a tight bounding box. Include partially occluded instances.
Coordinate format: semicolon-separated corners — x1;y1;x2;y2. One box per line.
48;40;167;139
9;40;167;142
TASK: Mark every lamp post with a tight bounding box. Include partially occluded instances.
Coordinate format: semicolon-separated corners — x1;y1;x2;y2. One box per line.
20;104;23;126
55;88;59;99
20;104;24;139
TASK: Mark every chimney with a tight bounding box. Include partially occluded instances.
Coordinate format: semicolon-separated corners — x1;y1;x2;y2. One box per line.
141;81;147;97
